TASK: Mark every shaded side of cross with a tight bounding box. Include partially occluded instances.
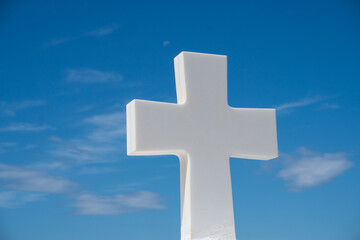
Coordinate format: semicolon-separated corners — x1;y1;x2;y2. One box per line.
127;52;278;240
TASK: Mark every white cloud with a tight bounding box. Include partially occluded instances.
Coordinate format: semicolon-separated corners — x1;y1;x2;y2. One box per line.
49;143;95;163
0;162;166;213
23;144;37;150
0;142;17;147
277;147;353;191
30;161;67;171
71;191;165;215
0;142;17;150
49;135;63;142
318;102;340;110
0;142;17;153
275;96;324;113
84;112;126;142
0;123;54;132
45;24;119;47
0;164;77;193
48;112;125;166
65;68;122;83
0;100;45;116
77;105;94;113
85;24;119;37
0;191;46;208
9;100;44;110
78;167;119;175
49;141;118;165
105;176;165;192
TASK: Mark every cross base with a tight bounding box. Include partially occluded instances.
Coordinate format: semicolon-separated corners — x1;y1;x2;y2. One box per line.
182;220;236;240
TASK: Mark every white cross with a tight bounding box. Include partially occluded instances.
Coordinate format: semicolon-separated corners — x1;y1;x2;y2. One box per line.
126;52;278;240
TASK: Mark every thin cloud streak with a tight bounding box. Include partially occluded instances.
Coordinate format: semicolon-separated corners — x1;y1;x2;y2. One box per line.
105;176;166;192
70;191;165;215
0;163;167;213
276;96;324;112
0;191;46;208
0;100;45;116
84;111;126;142
0;123;54;132
47;111;125;168
49;141;118;165
65;68;122;83
0;163;77;193
84;24;119;37
45;24;119;47
0;142;17;153
277;147;353;191
78;167;120;175
318;102;340;110
23;144;37;150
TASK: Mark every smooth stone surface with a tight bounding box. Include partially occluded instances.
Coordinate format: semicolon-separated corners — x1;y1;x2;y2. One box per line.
127;52;278;240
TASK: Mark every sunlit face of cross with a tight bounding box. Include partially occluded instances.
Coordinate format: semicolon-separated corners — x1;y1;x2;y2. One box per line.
127;52;278;240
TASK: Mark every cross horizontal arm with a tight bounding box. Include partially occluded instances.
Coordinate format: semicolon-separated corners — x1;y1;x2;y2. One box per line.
227;108;278;160
127;99;185;156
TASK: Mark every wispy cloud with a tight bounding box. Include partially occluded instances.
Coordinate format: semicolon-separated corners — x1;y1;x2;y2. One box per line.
0;191;45;208
46;112;125;168
84;24;119;37
0;142;17;147
163;41;170;46
84;111;126;142
277;147;353;191
105;176;165;192
49;135;63;142
275;96;325;113
0;142;17;153
78;167;120;175
77;105;95;113
24;144;37;150
70;191;165;215
318;102;340;110
46;37;70;46
0;163;77;193
275;95;341;114
0;163;166;213
0;100;45;116
45;24;119;47
0;123;54;132
65;68;122;83
30;161;66;171
49;141;118;165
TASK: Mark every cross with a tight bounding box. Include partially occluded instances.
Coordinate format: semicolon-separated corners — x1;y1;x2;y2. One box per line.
126;52;278;240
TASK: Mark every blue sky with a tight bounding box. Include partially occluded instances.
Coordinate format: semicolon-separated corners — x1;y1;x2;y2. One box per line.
0;0;360;239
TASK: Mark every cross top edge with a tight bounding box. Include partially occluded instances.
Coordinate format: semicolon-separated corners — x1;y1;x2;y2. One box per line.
174;51;228;107
175;51;228;60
